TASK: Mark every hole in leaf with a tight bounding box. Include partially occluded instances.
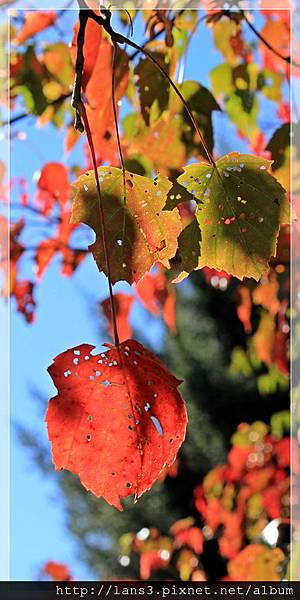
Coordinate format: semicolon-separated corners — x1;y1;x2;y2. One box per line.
101;380;111;387
151;416;163;436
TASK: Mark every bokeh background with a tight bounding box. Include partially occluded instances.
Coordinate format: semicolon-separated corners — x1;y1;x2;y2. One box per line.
2;4;294;581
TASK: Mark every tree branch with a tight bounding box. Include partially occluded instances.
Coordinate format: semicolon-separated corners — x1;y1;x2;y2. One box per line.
72;9;89;132
2;93;72;127
10;202;61;224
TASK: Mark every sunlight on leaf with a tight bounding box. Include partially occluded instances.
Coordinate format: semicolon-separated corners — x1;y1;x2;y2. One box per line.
71;167;188;284
46;339;187;510
168;153;289;281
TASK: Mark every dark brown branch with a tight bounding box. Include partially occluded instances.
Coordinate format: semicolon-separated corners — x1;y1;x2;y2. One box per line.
72;9;89;132
10;202;61;224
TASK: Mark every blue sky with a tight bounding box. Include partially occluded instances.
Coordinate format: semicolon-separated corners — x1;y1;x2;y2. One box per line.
2;7;291;581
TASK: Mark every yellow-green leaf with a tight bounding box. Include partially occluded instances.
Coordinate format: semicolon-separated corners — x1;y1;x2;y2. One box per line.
71;167;187;285
170;153;289;281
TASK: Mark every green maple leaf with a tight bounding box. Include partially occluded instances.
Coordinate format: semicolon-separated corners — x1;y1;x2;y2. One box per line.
166;152;289;281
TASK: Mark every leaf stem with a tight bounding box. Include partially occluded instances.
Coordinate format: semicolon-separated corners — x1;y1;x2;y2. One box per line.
116;32;216;167
128;9;185;60
111;42;127;252
72;7;120;349
111;43;126;175
80;102;120;349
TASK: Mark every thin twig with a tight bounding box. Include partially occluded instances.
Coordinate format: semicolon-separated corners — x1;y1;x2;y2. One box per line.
10;202;61;224
3;93;72;128
128;9;185;60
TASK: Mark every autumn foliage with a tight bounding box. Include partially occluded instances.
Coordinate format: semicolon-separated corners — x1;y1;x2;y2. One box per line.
5;4;295;582
118;417;290;581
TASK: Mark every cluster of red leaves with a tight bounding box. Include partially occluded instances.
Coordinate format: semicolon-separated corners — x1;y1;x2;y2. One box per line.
235;268;289;377
14;280;36;323
8;218;25;294
135;268;176;334
3;163;89;322
120;418;289;581
0;216;37;322
35;210;86;280
259;13;290;76
229;28;252;64
119;518;203;581
194;421;290;565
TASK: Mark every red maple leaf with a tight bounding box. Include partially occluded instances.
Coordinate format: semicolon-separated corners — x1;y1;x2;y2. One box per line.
12;11;56;46
259;17;290;75
262;485;282;520
46;339;187;510
35;239;58;279
274;437;290;469
135;269;176;333
173;527;203;555
236;285;252;334
61;247;86;278
13;280;36;323
44;561;72;581
71;18;129;164
36;163;70;215
140;550;170;580
219;512;243;560
227;446;252;480
277;101;290;123
101;293;134;343
35;211;85;280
